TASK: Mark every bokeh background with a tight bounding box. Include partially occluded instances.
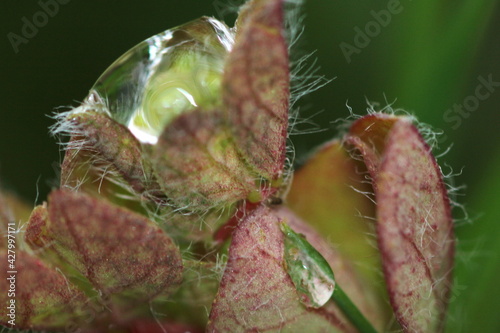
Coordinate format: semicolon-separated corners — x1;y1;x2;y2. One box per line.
0;0;498;332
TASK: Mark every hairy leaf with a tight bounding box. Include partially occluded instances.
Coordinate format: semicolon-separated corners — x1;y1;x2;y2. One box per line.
208;205;354;332
346;114;454;333
61;111;158;196
25;190;183;311
151;109;256;210
129;320;204;333
223;0;289;181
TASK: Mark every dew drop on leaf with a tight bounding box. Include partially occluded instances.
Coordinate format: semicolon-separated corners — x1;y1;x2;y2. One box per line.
82;17;234;144
280;222;336;308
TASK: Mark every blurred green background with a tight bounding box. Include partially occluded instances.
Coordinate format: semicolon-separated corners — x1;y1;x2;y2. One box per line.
0;0;498;332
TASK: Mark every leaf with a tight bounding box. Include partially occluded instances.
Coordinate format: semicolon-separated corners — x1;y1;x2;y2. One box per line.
25;190;183;312
151;109;257;210
286;140;390;327
0;250;88;330
151;0;290;210
346;114;455;333
61;111;158;196
207;205;354;333
223;0;290;181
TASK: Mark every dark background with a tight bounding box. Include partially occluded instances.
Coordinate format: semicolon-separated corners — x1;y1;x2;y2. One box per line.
1;1;499;332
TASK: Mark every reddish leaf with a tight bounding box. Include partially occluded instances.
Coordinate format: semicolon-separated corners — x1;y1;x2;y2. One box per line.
61;111;161;198
346;114;454;332
0;250;88;330
151;109;257;210
223;0;289;181
25;190;183;310
207;205;354;332
60;123;232;241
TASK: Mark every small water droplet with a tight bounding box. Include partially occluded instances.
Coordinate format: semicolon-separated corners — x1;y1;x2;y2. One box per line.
281;223;335;308
80;17;234;144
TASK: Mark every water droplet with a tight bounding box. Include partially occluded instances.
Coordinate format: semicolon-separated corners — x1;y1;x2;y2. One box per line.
81;17;234;144
280;223;335;308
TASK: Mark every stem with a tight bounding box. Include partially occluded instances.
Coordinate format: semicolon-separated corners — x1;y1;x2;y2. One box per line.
331;284;378;333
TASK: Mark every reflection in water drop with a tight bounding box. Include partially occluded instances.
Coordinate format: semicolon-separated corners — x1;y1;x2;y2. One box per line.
281;223;336;308
80;17;234;144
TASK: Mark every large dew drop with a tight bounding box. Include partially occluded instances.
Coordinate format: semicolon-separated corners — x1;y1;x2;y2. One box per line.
81;17;234;144
280;222;336;308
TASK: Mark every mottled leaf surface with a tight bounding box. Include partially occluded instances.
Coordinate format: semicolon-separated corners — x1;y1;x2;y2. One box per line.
223;0;289;181
151;109;257;210
60;129;231;240
60;145;153;217
61;111;159;197
208;205;353;333
25;190;183;308
347;114;454;333
0;250;87;330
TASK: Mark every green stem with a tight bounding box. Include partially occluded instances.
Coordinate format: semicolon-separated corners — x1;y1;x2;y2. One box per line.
331;284;378;333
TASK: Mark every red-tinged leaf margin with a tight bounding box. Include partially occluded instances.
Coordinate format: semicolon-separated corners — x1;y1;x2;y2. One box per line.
223;0;290;181
346;114;455;332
